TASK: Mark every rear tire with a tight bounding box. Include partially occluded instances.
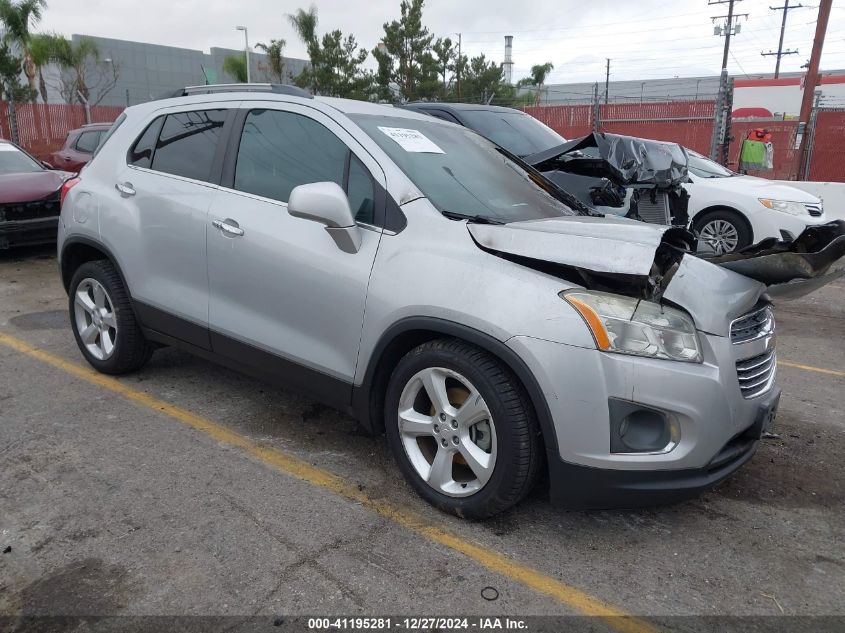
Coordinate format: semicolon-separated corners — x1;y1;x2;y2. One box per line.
694;209;752;254
384;338;542;519
68;260;153;374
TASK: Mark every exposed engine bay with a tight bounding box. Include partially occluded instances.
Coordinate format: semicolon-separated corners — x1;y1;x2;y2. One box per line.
524;133;691;226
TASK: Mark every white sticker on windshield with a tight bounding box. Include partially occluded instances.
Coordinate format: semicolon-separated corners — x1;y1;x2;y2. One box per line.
0;144;18;152
378;127;445;154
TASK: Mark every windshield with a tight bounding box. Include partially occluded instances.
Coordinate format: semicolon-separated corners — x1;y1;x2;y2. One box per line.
0;143;43;174
351;114;578;223
688;151;734;178
458;109;565;157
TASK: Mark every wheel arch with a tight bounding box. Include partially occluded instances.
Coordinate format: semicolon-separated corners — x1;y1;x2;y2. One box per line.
691;205;754;242
352;317;558;460
61;237;130;296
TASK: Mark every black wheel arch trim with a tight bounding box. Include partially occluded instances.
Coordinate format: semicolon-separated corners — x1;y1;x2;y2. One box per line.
352;316;560;459
61;236;132;297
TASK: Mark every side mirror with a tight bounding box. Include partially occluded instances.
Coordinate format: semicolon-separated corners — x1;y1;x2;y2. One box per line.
288;182;362;254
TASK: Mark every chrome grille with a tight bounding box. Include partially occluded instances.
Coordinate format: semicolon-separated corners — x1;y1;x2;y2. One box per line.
736;349;777;399
804;202;823;217
730;305;775;344
636;192;671;224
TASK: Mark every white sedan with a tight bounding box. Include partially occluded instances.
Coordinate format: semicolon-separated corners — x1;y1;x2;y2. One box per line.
685;151;827;254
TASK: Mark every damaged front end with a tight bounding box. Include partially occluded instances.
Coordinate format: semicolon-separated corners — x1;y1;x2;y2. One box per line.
525;133;691;227
469;217;845;333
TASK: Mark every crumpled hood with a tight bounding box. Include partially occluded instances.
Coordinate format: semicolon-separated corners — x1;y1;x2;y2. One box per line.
524;132;689;188
467;215;670;276
468;216;845;335
0;170;74;204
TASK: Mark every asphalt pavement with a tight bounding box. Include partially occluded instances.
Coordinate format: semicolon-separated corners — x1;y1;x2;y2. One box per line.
0;247;843;630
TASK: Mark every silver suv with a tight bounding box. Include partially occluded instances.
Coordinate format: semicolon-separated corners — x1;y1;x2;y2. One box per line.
57;85;788;518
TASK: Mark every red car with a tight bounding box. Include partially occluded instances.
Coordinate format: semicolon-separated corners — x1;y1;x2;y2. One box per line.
45;122;112;172
1;139;74;249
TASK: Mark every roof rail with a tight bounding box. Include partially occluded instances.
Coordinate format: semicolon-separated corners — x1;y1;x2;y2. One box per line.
166;83;313;99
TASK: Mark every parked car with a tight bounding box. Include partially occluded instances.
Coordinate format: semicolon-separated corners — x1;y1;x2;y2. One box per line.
685;150;827;254
399;102;692;226
402;102;829;252
58;84;845;518
45;122;112;173
0;139;74;249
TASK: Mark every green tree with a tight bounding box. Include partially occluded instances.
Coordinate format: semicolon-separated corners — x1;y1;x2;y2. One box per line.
287;5;372;99
0;0;47;102
430;36;454;96
460;54;508;103
28;32;59;102
372;0;437;101
517;63;554;88
49;35;119;106
255;38;286;83
0;40;34;101
223;54;248;83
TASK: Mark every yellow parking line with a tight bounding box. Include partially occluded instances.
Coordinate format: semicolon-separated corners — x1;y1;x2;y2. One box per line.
778;360;845;378
0;331;656;633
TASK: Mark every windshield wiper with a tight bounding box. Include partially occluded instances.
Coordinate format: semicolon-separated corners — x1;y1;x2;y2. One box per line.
442;210;506;225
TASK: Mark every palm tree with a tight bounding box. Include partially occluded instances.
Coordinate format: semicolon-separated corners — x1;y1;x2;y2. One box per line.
28;32;58;102
529;62;554;88
0;0;48;101
287;6;318;49
223;55;247;83
255;38;286;83
52;35;99;102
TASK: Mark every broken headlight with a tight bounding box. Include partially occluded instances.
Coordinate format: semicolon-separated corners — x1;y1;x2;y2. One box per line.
758;198;808;216
562;290;701;363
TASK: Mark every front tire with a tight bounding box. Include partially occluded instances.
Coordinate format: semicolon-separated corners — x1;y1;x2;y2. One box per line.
694;209;752;254
68;260;153;374
384;339;542;519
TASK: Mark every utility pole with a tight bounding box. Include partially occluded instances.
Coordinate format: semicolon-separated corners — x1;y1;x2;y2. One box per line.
456;33;462;99
761;0;801;78
798;0;832;173
711;0;747;70
604;58;610;104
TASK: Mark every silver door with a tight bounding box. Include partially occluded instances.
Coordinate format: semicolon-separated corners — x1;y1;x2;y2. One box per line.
206;103;384;382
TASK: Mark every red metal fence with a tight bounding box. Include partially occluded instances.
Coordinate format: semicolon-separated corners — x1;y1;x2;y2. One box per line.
524;101;845;183
3;99;844;182
524;100;716;155
1;102;124;160
808;109;845;182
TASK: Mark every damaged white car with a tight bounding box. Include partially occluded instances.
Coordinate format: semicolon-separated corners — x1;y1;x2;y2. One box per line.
58;88;845;518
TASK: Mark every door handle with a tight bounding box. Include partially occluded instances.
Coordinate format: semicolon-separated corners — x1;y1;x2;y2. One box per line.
212;218;245;237
115;182;136;196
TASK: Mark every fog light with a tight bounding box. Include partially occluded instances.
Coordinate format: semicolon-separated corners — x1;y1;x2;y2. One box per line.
609;399;678;454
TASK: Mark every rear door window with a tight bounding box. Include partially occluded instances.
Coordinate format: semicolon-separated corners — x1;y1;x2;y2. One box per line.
74;131;102;153
149;110;227;182
128;116;165;168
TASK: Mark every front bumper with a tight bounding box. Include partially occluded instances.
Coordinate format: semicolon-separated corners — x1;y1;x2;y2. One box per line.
0;217;59;249
753;208;828;242
546;388;779;509
508;331;778;508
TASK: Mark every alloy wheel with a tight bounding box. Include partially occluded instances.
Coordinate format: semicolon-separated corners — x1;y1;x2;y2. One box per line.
397;367;497;497
700;219;740;254
73;278;118;361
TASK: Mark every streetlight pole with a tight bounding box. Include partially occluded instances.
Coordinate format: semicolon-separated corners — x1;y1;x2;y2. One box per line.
236;26;251;83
